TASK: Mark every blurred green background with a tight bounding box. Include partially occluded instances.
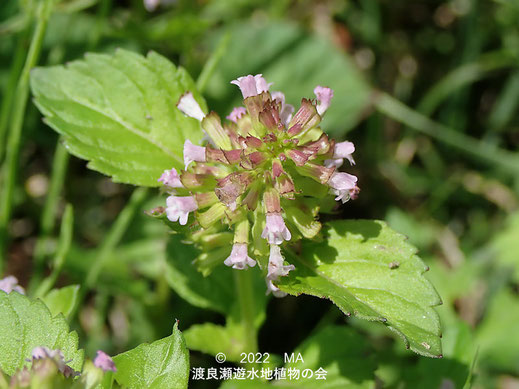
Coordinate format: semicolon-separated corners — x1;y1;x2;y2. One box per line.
1;0;519;387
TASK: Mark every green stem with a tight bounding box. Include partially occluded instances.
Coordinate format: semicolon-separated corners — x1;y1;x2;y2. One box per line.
233;269;258;356
0;0;54;272
34;204;74;298
196;32;230;94
85;187;149;288
373;91;519;177
30;141;70;289
0;31;28;161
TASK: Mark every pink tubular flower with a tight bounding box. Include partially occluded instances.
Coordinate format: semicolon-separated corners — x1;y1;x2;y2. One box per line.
226;107;247;123
158;168;183;188
183;139;206;169
31;347;78;377
177;92;206;121
94;350;117;372
231;74;272;99
325;141;355;168
223;243;256;269
261;214;291;245
313;86;334;116
266;278;287;298
166;195;198;225
328;172;358;203
0;275;24;294
267;245;295;280
271;91;295;127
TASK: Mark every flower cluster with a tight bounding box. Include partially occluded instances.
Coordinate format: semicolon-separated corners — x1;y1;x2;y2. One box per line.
159;75;358;297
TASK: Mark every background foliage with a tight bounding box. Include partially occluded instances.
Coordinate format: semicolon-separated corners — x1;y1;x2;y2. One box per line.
1;0;519;387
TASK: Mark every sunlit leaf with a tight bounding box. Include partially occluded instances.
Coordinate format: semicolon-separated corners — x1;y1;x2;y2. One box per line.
278;220;442;357
30;49;205;186
0;291;83;375
113;322;189;389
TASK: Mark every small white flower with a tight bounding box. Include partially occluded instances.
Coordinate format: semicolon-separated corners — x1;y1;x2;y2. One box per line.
265;278;288;298
166;195;198;225
314;85;334;116
328;172;358;203
231;74;272;99
158;167;183;188
177;92;206;121
0;275;24;294
261;214;291;245
267;245;295;280
224;243;256;269
183;139;206;169
325;141;355;168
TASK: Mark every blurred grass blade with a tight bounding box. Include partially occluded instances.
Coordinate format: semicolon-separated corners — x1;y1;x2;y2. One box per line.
86;187;149;288
374;91;519;177
0;0;54;270
487;70;519;134
417;51;516;116
35;204;74;298
196;31;230;94
416;51;517;116
0;32;28;161
31;140;70;289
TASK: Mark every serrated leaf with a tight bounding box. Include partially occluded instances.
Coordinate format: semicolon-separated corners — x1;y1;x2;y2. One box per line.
30;49;205;186
206;21;371;135
277;220;442;357
42;285;80;319
0;291;84;375
113;322;189;389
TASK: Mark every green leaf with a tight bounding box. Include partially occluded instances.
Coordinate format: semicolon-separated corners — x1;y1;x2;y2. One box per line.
219;326;376;388
476;289;519;373
205;21;371;135
41;285;80;319
113;322;189;389
164;235;267;318
0;291;84;375
30;49;205;186
184;321;246;363
278;220;442;357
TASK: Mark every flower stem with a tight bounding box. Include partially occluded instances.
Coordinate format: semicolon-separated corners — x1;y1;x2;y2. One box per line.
85;187;149;288
30;140;70;290
233;269;258;357
0;0;54;272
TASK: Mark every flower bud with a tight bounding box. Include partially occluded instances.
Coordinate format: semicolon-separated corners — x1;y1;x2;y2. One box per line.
226;107;247;123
